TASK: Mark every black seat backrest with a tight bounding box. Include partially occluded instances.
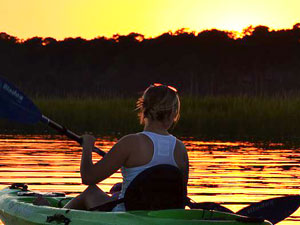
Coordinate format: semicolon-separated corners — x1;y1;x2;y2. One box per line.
124;164;186;211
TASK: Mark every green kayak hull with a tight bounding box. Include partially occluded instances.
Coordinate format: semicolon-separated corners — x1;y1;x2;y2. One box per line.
0;187;272;225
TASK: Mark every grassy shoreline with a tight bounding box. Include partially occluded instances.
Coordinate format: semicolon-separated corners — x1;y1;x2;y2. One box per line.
1;96;300;142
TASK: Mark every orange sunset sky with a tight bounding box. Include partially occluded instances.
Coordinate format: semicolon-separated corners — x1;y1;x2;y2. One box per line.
0;0;299;40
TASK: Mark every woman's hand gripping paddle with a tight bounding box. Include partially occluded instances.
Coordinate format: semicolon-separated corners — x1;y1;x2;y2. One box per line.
0;76;105;157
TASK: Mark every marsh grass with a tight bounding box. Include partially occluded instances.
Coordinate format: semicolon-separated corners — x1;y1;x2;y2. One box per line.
1;96;300;141
35;97;140;136
178;96;300;141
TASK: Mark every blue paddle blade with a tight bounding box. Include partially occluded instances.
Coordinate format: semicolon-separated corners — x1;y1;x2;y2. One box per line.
0;77;42;124
237;195;300;224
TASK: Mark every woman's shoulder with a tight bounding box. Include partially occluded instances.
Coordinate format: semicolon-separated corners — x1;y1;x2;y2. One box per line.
174;138;188;156
116;133;143;146
175;138;186;148
114;133;148;158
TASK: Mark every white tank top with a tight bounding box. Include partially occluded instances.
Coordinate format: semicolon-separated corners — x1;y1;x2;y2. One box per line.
112;131;178;211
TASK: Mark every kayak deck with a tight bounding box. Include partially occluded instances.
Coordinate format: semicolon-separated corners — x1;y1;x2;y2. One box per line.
0;187;272;225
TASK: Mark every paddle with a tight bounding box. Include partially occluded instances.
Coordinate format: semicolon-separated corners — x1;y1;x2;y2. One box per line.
0;76;105;157
188;195;300;224
237;195;300;224
1;76;299;224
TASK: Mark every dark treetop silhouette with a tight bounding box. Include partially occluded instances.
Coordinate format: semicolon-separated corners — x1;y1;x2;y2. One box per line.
0;23;300;97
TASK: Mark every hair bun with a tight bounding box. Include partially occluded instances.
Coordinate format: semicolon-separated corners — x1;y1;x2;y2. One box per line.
136;84;180;124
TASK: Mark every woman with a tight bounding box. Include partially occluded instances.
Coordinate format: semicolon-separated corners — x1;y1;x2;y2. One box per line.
64;83;189;211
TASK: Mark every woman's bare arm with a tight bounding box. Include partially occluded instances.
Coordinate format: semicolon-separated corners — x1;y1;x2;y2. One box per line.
175;139;189;187
80;134;136;185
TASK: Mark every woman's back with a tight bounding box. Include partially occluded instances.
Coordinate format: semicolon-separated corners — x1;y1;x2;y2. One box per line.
113;130;188;211
123;132;188;182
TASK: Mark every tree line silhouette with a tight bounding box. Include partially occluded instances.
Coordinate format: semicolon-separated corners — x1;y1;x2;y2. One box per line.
1;24;300;97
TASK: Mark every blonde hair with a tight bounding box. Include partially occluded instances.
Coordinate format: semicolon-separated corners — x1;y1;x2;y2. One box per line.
136;84;180;125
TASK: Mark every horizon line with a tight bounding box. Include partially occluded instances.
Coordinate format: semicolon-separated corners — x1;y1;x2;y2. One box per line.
1;22;300;42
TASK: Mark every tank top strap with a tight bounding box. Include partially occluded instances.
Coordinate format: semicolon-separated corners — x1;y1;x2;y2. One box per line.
140;131;177;166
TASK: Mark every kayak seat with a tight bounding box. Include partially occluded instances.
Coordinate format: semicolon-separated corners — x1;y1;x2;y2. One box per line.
90;164;187;211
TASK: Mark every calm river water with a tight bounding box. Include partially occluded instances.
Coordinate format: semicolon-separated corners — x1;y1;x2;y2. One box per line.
0;135;300;225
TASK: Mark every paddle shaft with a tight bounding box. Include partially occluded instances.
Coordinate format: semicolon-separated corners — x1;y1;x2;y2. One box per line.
41;115;106;157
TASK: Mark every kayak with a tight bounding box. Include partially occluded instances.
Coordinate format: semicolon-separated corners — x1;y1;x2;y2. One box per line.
0;185;272;225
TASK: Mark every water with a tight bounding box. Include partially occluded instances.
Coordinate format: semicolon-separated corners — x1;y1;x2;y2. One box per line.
0;135;300;224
